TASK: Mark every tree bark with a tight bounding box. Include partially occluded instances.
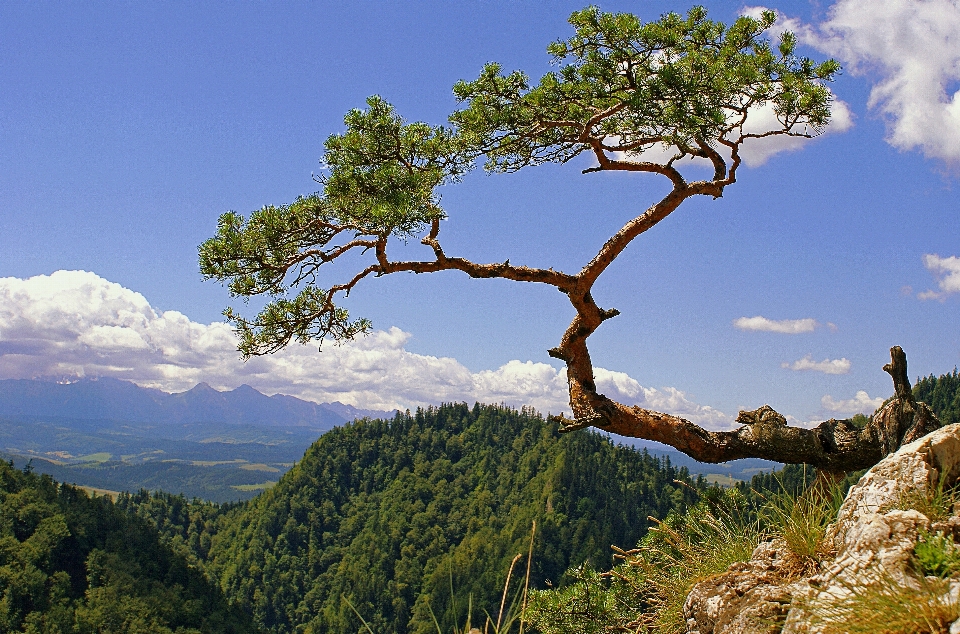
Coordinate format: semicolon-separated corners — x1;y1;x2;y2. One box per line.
554;346;942;474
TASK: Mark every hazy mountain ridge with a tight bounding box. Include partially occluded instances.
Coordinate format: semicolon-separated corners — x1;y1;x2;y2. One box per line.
0;376;395;429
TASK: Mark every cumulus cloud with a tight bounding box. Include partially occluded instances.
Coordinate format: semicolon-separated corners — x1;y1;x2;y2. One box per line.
750;0;960;163
619;98;853;170
0;270;736;430
781;355;851;375
733;99;854;166
733;316;818;334
821;390;885;415
919;253;960;300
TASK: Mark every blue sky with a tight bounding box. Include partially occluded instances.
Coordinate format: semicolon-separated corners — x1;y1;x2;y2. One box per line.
0;0;958;428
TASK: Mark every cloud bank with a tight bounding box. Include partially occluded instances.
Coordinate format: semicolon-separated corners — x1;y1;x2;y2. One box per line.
782;355;851;375
753;0;960;163
0;271;735;429
919;253;960;300
733;316;818;334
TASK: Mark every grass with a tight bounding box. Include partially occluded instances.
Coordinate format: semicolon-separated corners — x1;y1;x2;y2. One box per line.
527;472;854;634
891;471;960;523
915;529;960;578
230;481;277;492
635;492;762;633
760;476;846;578
76;452;112;463
805;572;960;634
527;487;763;634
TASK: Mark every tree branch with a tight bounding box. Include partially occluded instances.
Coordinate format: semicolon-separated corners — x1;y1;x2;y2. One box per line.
552;346;941;473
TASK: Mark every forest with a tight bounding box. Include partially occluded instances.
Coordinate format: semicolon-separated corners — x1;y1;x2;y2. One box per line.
1;371;957;633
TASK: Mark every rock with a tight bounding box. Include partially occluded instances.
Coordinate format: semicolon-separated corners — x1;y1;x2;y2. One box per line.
785;424;960;633
683;539;795;634
684;423;960;634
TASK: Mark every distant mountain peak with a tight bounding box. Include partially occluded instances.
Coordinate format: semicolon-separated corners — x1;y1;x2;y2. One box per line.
0;377;394;430
185;382;217;393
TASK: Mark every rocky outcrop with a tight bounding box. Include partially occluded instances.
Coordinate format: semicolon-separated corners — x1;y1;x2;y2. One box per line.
683;539;796;634
683;423;960;634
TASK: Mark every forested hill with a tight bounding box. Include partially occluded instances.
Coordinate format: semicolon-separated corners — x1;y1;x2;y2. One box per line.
915;369;960;425
0;460;255;633
133;403;704;634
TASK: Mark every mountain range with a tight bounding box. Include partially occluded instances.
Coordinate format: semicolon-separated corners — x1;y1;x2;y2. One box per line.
0;376;393;429
0;377;780;500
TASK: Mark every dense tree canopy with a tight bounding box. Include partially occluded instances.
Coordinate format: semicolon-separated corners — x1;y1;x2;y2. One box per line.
200;6;938;472
0;461;254;633
119;404;707;633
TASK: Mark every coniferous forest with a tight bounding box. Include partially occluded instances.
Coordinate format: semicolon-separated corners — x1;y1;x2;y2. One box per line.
131;404;703;633
2;370;959;633
0;461;254;633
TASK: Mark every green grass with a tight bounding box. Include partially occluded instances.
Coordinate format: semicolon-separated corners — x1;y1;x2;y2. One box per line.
760;477;845;577
891;472;960;523
527;487;762;634
915;529;960;578
76;452;111;463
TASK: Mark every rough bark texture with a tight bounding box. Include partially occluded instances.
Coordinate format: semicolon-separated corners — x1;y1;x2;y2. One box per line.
554;346;942;473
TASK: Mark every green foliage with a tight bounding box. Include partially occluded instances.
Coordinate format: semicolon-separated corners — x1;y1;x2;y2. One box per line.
0;461;255;633
527;487;761;634
200;6;840;358
453;7;837;172
529;465;860;634
914;368;960;426
150;404;702;634
915;530;960;579
323;96;471;235
759;476;845;576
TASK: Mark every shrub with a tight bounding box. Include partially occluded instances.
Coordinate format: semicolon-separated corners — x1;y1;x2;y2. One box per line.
914;530;960;579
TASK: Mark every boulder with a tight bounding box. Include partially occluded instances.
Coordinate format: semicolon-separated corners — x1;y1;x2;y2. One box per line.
684;423;960;634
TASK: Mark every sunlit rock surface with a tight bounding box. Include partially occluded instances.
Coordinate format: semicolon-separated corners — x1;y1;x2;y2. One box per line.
684;423;960;634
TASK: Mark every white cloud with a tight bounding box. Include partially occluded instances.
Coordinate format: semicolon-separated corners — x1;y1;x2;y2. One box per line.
735;99;853;166
821;390;885;415
781;354;851;374
619;98;853;170
752;0;960;163
733;315;818;333
0;270;735;430
919;253;960;300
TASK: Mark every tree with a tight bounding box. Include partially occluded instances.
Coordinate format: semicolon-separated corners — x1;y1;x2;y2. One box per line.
199;7;939;475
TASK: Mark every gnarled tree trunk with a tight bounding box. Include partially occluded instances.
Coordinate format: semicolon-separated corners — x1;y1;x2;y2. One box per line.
553;346;941;475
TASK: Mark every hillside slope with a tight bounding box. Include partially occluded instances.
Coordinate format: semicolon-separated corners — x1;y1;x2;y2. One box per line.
914;369;960;426
190;403;703;634
0;460;256;633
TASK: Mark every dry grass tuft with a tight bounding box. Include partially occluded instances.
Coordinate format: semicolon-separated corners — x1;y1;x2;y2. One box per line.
805;572;959;634
758;474;845;579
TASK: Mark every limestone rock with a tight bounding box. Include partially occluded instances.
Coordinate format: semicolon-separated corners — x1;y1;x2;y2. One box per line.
683;539;795;634
684;423;960;634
